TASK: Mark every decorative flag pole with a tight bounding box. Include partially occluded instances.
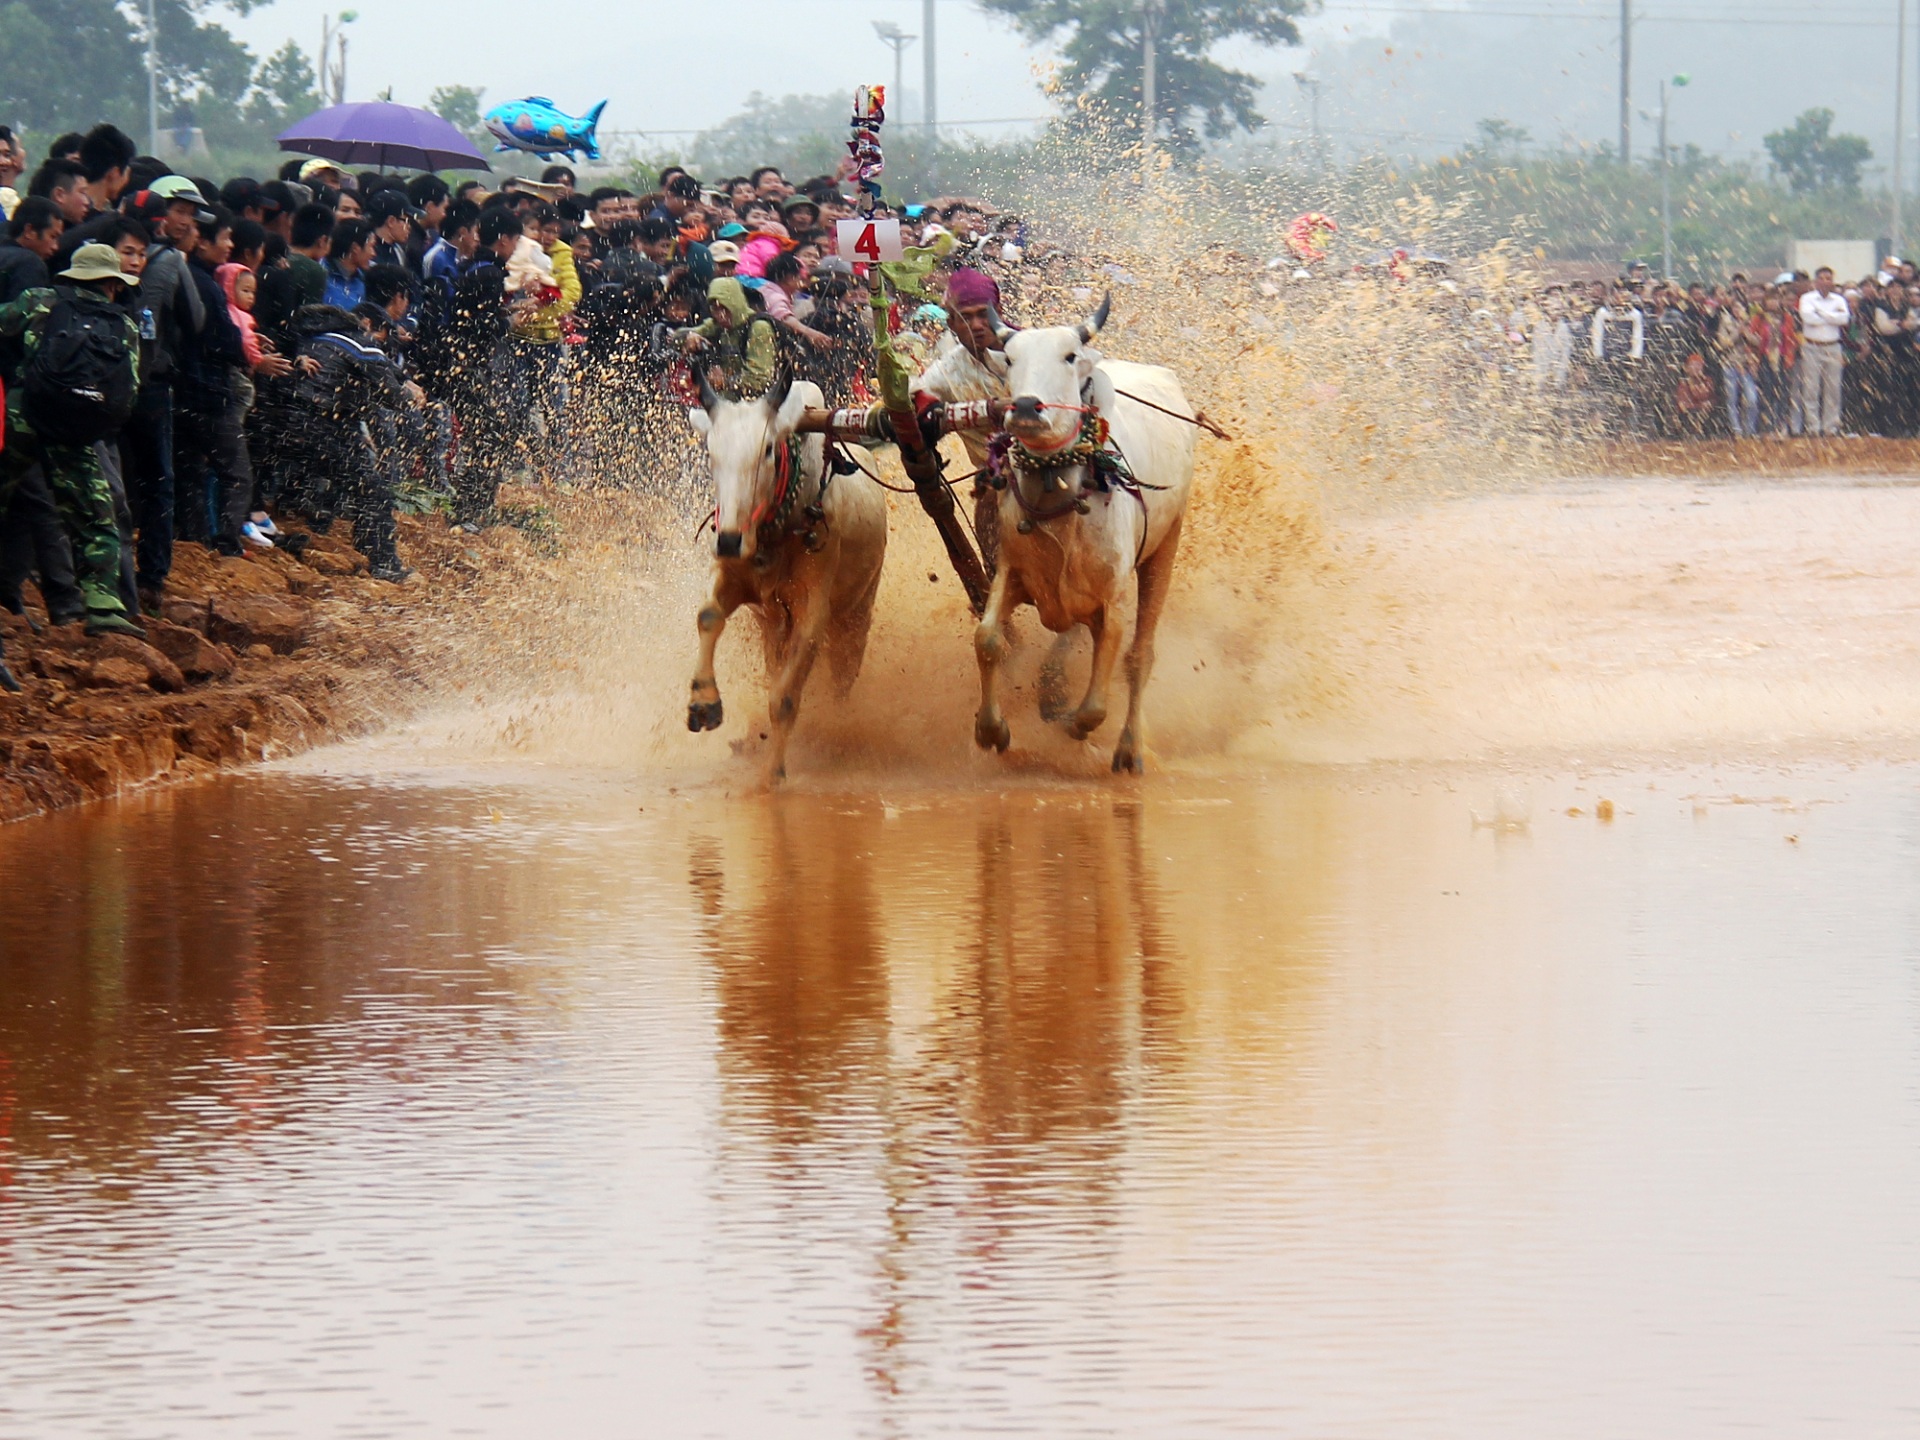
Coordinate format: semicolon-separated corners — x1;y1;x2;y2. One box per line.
848;84;887;216
845;82;989;613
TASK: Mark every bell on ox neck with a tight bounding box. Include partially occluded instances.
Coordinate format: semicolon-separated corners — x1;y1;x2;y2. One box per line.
1017;518;1035;535
1074;499;1091;514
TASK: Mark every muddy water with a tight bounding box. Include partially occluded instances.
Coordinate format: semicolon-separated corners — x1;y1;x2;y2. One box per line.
4;480;1920;1437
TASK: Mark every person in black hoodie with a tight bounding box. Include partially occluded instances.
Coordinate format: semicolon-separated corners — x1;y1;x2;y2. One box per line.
283;304;419;580
172;206;252;554
0;197;63;303
434;208;524;527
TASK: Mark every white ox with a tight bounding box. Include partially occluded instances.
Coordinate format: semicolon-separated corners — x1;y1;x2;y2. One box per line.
973;298;1197;773
686;371;888;786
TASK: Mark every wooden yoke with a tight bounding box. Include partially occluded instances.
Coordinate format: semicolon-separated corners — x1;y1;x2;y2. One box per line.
794;400;1009;440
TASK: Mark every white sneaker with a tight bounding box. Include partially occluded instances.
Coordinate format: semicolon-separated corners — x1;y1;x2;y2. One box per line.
250;512;281;537
241;522;276;550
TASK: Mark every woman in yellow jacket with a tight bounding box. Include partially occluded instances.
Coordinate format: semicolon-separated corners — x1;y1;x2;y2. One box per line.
512;208;581;478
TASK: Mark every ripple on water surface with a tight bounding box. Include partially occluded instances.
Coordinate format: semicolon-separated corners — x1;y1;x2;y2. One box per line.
1;766;1918;1437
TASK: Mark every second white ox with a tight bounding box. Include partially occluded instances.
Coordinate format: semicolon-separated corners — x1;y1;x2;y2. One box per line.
974;297;1197;773
686;371;888;786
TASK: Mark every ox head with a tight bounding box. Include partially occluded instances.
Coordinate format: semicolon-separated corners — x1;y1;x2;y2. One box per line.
686;368;808;561
1000;293;1113;453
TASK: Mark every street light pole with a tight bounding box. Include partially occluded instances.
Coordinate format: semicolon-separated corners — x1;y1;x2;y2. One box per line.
1658;73;1689;279
872;22;916;130
1659;79;1670;277
144;0;158;155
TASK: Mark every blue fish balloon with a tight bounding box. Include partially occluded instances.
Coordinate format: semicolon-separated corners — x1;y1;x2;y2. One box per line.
482;96;608;161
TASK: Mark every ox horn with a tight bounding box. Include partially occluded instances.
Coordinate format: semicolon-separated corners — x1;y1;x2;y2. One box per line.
697;367;721;413
1077;292;1113;343
983;304;1015;345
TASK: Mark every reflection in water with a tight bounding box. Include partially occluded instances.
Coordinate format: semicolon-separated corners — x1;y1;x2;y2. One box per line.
1;768;1917;1437
692;795;1206;1414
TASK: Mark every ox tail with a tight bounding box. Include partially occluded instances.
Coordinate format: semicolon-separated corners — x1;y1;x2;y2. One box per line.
579;100;607;160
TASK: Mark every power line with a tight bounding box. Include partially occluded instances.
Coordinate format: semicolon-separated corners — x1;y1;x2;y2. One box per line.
1316;4;1898;24
599;114;1052;138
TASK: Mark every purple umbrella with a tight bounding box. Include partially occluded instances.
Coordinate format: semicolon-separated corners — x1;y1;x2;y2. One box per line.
277;101;492;173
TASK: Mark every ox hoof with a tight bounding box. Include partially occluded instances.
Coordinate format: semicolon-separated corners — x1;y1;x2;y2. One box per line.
1112;743;1145;775
975;714;1011;754
687;698;725;733
1067;707;1107;742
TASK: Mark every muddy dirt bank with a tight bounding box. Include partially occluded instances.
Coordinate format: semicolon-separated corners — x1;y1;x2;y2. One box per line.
0;508;551;825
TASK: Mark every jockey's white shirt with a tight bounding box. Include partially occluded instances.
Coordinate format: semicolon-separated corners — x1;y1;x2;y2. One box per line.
913;336;1010;467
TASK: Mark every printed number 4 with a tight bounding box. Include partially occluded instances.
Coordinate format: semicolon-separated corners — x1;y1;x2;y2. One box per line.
852;224;882;263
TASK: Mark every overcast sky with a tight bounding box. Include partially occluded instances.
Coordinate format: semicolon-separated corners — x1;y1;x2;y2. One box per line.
224;0;1911;177
226;0;1062;143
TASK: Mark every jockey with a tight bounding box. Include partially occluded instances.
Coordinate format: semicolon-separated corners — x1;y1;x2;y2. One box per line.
912;266;1013;568
913;267;1010;473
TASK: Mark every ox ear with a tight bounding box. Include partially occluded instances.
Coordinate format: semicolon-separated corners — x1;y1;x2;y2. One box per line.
686;405;712;437
762;365;794;416
1088;363;1118;416
774;378;810;436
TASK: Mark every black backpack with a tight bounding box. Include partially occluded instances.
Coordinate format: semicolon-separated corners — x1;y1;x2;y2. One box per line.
21;287;136;444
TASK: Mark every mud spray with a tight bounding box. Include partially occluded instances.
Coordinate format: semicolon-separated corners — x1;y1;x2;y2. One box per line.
344;166;1920;786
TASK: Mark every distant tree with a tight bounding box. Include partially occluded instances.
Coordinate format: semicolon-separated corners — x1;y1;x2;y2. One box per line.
687;91;850;178
244;40;321;129
428;84;487;136
1475;117;1531;153
0;0;260;133
1764;107;1872;193
977;0;1308;150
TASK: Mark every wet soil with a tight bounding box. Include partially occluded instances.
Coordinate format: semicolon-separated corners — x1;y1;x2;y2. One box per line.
0;506;550;824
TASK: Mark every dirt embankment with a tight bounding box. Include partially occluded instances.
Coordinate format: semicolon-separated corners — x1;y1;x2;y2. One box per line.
0;511;545;824
1569;437;1920;478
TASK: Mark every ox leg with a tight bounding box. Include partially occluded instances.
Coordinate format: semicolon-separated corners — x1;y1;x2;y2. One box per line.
827;569;881;699
1113;516;1182;775
1036;629;1077;723
973;565;1019;753
1068;608;1124;742
688;571;747;733
763;591;828;787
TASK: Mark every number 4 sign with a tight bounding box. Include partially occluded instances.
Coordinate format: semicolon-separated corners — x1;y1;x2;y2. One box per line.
835;217;905;265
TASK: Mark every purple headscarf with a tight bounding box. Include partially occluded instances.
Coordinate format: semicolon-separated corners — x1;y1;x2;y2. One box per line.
944;268;1002;311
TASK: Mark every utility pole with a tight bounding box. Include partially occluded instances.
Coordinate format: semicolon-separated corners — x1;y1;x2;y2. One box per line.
1142;0;1161;151
923;0;938;187
144;0;158;155
1896;0;1908;258
1293;72;1325;172
1619;0;1631;163
922;0;937;134
873;21;916;128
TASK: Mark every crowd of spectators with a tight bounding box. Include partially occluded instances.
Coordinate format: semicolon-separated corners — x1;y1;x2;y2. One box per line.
0;120;1026;691
1520;260;1920;441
